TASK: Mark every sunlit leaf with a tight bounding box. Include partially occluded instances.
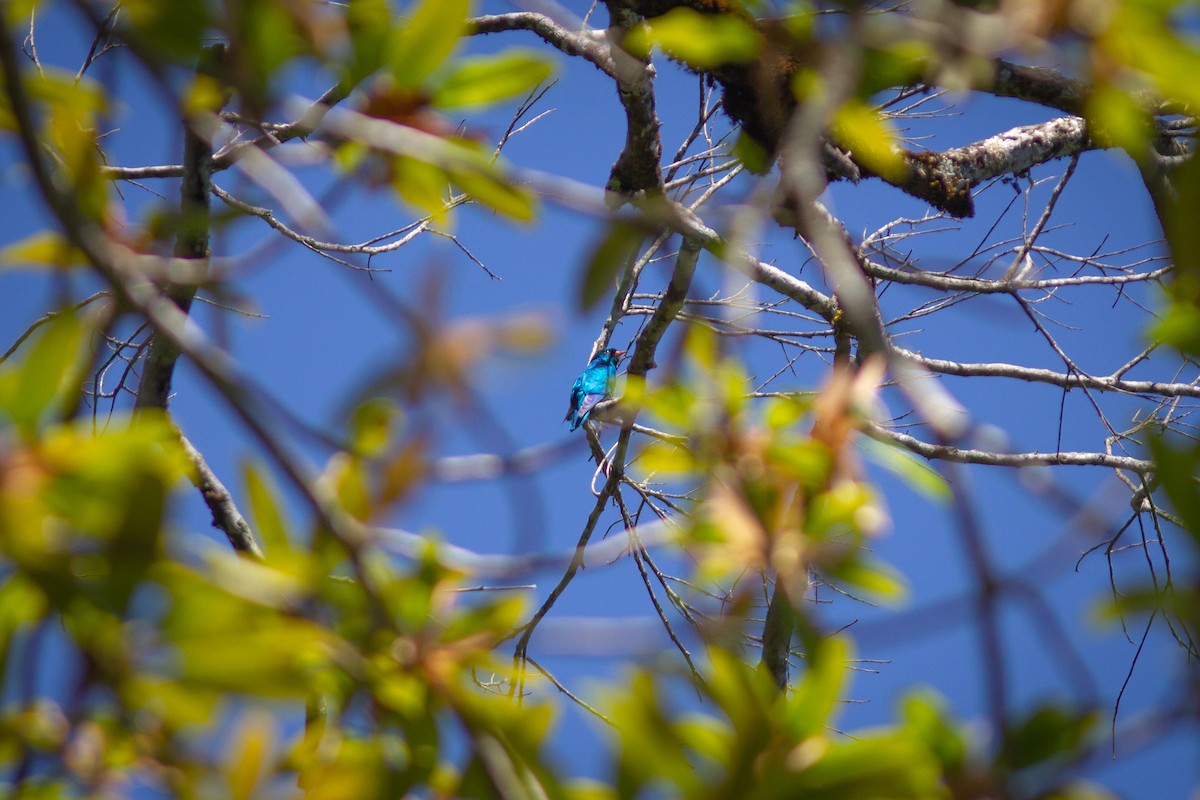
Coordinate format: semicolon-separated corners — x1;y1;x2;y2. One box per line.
242;459;293;555
0;575;48;665
786;635;851;738
350;397;400;458
626;7;762;70
432;49;553;110
226;713;275;800
392;154;451;221
447;161;537;222
1086;83;1151;158
831;98;906;181
296;736;390;800
828;555;909;604
390;0;472;89
634;439;696;478
859;435;950;502
173;621;329;696
732;128;772;173
806;480;877;539
791;731;943;797
0;310;87;436
764;397;807;430
326;452;372;521
345;0;394;83
642;381;697;429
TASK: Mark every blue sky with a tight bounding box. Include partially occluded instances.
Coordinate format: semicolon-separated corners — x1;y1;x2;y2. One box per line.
1;1;1197;796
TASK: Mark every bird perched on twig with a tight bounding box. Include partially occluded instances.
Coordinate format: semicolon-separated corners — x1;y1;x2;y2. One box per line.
565;348;625;431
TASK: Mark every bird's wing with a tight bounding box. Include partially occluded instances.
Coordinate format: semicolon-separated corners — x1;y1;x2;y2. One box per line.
575;392;605;420
578;365;615;395
565;373;586;420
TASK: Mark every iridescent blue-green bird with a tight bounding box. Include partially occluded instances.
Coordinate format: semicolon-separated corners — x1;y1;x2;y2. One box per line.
565;348;625;431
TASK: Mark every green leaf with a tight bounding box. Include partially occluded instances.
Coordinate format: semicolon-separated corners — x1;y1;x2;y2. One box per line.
786;635;851;738
242;459;293;555
602;671;703;797
767;438;833;491
447;161;538;222
390;0;472;89
634;440;696;478
173;622;329;697
0;310;87;436
432;49;553;110
0;231;86;270
642;381;696;429
831;556;910;604
349;397;400;458
345;0;395;83
791;732;943;798
0;575;48;665
860;42;931;96
764;397;807;430
859;436;950;502
1149;435;1200;542
119;0;211;61
625;7;761;70
579;220;644;311
1086;83;1151;158
998;703;1098;770
732;129;772;173
392;155;452;221
901;691;967;774
830;98;906;181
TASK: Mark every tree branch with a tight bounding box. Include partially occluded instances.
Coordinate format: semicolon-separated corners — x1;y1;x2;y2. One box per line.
892;346;1200;400
135;46;221;412
179;433;264;558
864;423;1155;474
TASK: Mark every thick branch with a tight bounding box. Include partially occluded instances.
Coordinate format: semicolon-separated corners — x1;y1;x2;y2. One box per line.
135;50;220;411
602;3;665;198
896;117;1092;218
761;578;795;689
471;13;616;76
990;60;1088;117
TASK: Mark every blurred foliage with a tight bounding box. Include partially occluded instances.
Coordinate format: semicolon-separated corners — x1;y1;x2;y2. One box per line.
1;0;1199;797
635;331;906;607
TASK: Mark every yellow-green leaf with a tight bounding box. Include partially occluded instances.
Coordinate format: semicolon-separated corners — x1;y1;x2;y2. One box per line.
634;440;696;478
447;163;537;223
859;436;949;502
432;49;553;110
349;397;400;458
831;556;910;604
0;311;87;435
392;155;451;221
391;0;472;89
242;459;293;555
626;8;761;70
0;230;86;270
831;98;905;181
1085;83;1151;158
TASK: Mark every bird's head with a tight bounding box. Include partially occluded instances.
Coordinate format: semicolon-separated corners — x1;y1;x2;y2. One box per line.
603;348;625;364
